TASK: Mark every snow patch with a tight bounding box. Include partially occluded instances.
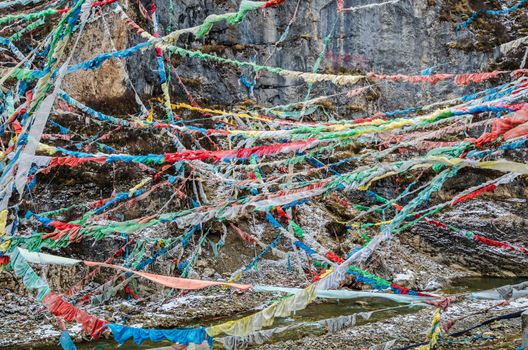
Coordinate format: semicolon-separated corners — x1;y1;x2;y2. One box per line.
394;270;414;282
38;325;61;337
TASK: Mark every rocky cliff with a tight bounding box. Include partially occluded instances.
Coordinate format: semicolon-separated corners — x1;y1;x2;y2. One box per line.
0;0;527;349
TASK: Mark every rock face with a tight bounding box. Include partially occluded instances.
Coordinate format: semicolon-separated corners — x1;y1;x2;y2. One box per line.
64;10;132;112
407;192;528;276
68;0;527;113
52;0;528;280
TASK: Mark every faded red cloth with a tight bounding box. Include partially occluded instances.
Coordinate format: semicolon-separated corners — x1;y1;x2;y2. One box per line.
229;223;257;244
473;235;528;255
164;139;316;163
504;122;528;140
424;217;447;229
58;0;118;12
454;72;500;86
390;283;412;295
474;234;513;250
513;80;528;95
41;134;71;140
262;0;286;8
43;292;108;337
326;251;344;264
511;68;528;78
0;256;9;265
452;184;497;205
41;221;81;241
329;195;351;207
123;284;140;300
50;157;107;168
312;269;327;282
426;296;455;311
83;261;251;290
471;110;528;146
347;87;369;98
353;117;376;124
503;102;528;111
392;203;404;210
413;213;446;229
275;206;289;219
12;121;22;134
91;0;119;6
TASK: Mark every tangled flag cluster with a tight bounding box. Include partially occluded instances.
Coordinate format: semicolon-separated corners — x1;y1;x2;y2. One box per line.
0;0;528;349
455;0;527;32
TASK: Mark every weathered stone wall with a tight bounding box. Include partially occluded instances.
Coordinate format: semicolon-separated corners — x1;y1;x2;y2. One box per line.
67;0;526;113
